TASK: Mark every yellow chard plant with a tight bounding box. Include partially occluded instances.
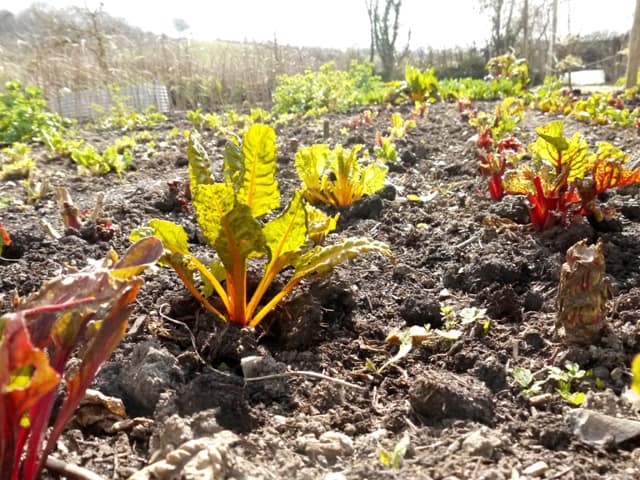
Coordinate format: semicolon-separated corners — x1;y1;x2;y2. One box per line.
133;125;392;327
295;143;388;209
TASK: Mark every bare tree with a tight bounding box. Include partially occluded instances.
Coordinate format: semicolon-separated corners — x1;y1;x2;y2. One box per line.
626;0;640;88
364;0;410;80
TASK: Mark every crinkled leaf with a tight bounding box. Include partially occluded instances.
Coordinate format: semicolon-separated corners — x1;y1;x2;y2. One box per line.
305;203;339;245
214;203;266;272
192;183;235;249
291;237;392;281
186;130;213;187
145;219;190;255
295;144;332;205
591;142;640;193
223;140;243;188
238;124;279;217
262;191;308;262
529;121;589;183
532;120;567;152
361;162;388;196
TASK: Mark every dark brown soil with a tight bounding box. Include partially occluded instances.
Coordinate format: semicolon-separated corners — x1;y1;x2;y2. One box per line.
3;100;640;479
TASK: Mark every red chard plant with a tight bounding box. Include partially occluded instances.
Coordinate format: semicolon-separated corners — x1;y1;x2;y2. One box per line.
0;224;9;255
504;120;640;230
0;237;162;480
469;97;525;200
480;135;525;200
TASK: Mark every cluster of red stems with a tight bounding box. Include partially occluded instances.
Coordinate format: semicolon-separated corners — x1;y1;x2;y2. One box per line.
464;99;640;231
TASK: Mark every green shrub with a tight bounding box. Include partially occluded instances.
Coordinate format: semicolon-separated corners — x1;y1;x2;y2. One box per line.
272;61;390;116
0;81;67;145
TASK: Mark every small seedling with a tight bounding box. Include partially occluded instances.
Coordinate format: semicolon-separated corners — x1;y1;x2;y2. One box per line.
379;435;410;469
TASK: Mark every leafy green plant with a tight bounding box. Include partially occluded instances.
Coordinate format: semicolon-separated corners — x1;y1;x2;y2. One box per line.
402;65;439;102
440;77;525;101
41;130;84;159
295;143;388;208
133;125;392;327
0;81;68;146
572;91;639;128
513;362;590;405
468;97;525;200
526;76;576;114
479;135;525;200
70;135;136;176
469;97;524;148
374;133;398;162
92;85;167;131
0;236;162;480
388;112;416;139
379;436;410;469
512;367;545;397
548;362;590;406
186;108;205;130
486;51;529;87
1;142;34;180
272;61;390;117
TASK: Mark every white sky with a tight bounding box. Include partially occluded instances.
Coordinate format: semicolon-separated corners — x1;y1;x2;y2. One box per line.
6;1;636;50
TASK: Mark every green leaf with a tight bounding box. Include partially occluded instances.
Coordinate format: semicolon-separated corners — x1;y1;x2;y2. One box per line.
214;203;266;272
186;130;213;186
238;124;279;217
361;162;388;196
262;191;308;262
192;183;235;249
291;237;392;281
379;329;413;373
513;366;534;388
305;203;339;245
631;354;640;394
147;219;191;255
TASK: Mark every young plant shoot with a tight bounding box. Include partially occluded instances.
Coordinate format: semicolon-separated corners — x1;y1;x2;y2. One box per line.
133;125;392;327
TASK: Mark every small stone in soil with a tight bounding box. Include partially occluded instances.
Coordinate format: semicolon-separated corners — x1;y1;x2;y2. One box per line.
410;370;494;424
522;461;549;477
460;427;504;458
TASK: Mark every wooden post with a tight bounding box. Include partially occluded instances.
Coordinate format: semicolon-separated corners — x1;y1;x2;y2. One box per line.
626;0;640;88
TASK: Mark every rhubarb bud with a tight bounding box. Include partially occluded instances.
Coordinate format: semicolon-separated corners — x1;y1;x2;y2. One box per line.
556;240;610;344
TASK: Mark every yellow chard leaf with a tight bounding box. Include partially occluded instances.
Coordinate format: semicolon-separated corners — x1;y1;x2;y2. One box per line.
192;183;235;248
305;203;339;245
263;191;308;262
238;124;280;218
186;130;214;187
214;203;266;272
295;144;332;205
147;219;191;255
362;162;388;196
631;354;640;394
291;237;392;281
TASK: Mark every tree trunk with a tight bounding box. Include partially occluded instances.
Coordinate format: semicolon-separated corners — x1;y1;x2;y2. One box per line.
626;0;640;88
522;0;529;58
547;0;558;75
